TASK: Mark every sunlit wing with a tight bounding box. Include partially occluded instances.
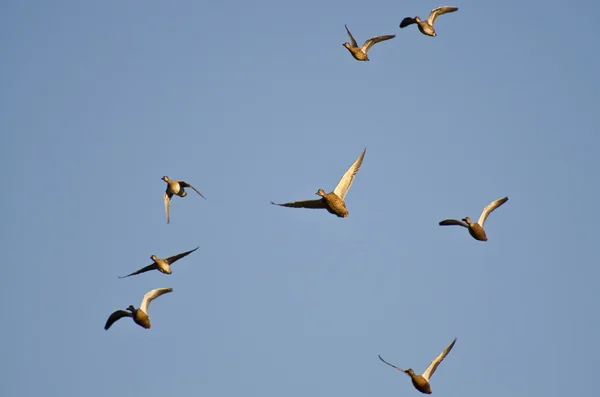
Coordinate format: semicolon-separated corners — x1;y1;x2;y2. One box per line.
104;310;132;330
333;148;366;200
344;25;358;48
166;247;199;265
140;288;173;313
118;263;159;279
361;35;395;53
422;338;457;381
427;6;459;26
164;191;173;224
270;199;326;210
477;197;508;227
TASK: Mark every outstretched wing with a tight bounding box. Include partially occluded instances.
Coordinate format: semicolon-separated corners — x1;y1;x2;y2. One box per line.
333;148;366;200
378;355;409;376
164;191;173;224
344;25;358;47
361;35;395;53
180;181;206;199
477;196;508;227
422;338;457;381
166;246;199;265
118;263;159;279
399;17;417;28
427;6;459;26
104;310;132;330
270;199;326;210
439;219;468;228
140;287;173;313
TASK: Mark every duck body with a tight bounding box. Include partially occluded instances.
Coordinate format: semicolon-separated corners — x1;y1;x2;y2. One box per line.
166;180;187;197
465;218;487;241
416;19;436;37
343;44;370;61
132;307;151;329
320;190;349;217
407;371;432;394
153;256;173;274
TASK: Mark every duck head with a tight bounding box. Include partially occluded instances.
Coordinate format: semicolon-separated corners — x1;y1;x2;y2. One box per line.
316;189;327;197
161;176;170;182
462;217;473;225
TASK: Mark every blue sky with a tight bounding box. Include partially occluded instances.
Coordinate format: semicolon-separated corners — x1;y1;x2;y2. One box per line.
1;0;599;396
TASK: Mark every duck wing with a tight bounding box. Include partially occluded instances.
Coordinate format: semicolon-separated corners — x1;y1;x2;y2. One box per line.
427;6;459;26
270;199;326;210
333;148;366;200
399;17;417;28
422;338;457;381
140;287;173;313
378;355;409;377
361;36;395;53
166;246;199;265
118;263;159;279
104;310;132;330
439;219;468;228
477;197;508;227
344;25;358;47
180;181;206;199
164;191;173;224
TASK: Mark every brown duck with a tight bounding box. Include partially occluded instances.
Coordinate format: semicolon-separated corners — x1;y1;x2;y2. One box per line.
378;338;457;394
104;288;173;330
119;247;199;278
343;25;395;61
399;6;458;37
162;175;206;224
271;148;366;218
439;197;508;241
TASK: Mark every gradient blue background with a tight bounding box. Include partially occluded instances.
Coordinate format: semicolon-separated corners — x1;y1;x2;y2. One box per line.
2;1;599;396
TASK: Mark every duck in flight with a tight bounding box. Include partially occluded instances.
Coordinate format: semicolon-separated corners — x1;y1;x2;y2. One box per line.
343;25;395;61
378;338;457;394
271;148;366;218
119;247;199;278
399;6;458;37
162;175;206;224
439;197;508;241
104;288;173;330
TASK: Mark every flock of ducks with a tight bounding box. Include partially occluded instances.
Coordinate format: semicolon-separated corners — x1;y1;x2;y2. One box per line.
104;5;511;395
343;6;459;61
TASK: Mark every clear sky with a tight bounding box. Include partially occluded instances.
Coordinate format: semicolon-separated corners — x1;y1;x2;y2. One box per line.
1;1;599;396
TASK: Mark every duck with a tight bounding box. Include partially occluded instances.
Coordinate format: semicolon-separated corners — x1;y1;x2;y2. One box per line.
399;6;458;37
119;247;199;278
271;148;366;218
343;25;395;61
162;175;206;224
439;197;508;241
104;288;173;330
378;338;457;394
